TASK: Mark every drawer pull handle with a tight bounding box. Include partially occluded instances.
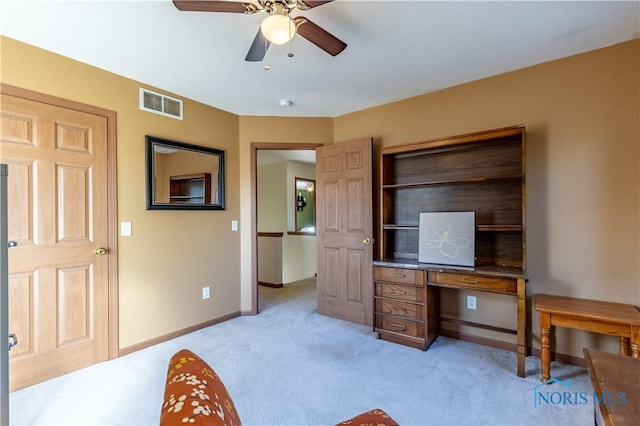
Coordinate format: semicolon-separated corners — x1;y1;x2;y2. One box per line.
391;273;406;278
388;290;407;296
392;307;409;315
388;323;407;331
462;277;480;284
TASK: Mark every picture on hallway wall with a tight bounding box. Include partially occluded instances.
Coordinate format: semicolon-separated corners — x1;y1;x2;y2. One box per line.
418;212;475;267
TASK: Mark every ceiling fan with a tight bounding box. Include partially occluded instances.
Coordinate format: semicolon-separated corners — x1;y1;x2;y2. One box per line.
172;0;347;62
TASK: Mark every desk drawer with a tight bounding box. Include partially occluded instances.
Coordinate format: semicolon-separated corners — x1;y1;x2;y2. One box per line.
375;282;423;302
374;267;421;285
429;271;516;294
375;315;423;338
375;298;423;320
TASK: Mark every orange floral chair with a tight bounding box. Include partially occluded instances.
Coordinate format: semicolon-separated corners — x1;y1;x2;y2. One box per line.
160;349;398;426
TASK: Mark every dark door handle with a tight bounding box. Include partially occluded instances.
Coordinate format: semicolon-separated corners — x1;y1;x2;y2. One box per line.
8;334;18;351
8;241;17;248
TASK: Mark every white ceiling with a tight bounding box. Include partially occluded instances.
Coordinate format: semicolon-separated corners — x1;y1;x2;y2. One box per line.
1;1;638;118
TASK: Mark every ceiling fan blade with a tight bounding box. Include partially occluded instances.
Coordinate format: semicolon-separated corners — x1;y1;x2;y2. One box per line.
297;0;334;10
245;28;271;62
173;0;258;13
294;17;346;56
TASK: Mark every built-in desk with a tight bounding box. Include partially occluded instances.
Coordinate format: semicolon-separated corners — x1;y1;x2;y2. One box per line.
375;127;527;376
373;261;527;377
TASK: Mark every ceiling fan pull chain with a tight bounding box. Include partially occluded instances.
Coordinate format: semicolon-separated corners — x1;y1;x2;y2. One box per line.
288;18;295;58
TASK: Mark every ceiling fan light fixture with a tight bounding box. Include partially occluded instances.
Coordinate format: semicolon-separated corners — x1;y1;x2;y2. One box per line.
261;12;295;45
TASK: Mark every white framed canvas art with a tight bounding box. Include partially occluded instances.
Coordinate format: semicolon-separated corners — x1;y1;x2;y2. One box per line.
419;212;475;267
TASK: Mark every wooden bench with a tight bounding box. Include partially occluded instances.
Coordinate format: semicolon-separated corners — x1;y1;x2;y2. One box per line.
534;294;640;382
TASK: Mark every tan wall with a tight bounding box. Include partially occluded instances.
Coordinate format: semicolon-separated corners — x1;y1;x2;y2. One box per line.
334;39;640;358
257;236;283;285
256;161;286;286
1;37;241;349
285;161;316;283
257;162;288;232
154;152;169;202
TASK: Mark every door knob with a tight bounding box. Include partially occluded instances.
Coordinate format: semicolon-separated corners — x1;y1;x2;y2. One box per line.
362;237;372;245
94;247;108;256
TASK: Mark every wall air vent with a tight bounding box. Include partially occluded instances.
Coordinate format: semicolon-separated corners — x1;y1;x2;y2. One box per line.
139;88;183;120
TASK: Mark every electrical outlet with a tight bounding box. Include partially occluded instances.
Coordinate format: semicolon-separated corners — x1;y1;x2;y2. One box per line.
202;286;210;300
467;295;477;310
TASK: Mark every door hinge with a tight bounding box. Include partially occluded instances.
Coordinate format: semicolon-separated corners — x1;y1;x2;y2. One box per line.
8;333;18;351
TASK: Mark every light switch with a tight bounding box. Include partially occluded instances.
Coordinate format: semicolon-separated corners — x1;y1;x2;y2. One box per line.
121;221;132;237
231;220;238;231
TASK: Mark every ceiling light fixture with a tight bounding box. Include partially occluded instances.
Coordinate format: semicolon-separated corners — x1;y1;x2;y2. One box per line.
261;3;295;45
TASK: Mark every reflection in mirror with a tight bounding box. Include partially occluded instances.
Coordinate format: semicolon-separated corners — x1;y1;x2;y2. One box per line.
295;177;315;233
146;136;225;210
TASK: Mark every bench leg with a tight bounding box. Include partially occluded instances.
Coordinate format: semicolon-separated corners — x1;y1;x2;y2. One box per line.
619;337;630;356
516;278;526;378
540;312;551;382
631;325;640;358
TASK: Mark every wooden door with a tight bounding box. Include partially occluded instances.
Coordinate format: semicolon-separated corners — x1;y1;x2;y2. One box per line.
316;138;373;326
1;92;110;390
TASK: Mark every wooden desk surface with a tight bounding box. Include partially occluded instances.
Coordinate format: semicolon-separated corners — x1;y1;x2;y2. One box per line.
584;348;640;426
535;294;640;325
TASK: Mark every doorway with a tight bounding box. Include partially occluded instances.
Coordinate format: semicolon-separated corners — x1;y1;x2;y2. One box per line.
250;143;322;314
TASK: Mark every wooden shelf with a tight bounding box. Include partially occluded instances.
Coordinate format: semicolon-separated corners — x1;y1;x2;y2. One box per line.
169;173;211;204
378;125;526;270
383;224;522;232
382;176;522;190
382;225;418;230
380;125;525;156
477;225;522;232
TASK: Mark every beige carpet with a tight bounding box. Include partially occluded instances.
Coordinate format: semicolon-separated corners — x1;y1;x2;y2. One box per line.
10;277;593;425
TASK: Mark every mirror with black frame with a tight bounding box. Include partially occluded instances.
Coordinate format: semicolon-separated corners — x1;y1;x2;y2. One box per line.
294;177;315;233
146;135;225;210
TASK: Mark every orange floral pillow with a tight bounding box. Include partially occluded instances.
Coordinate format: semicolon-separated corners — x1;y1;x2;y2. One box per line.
335;408;399;426
160;349;241;425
